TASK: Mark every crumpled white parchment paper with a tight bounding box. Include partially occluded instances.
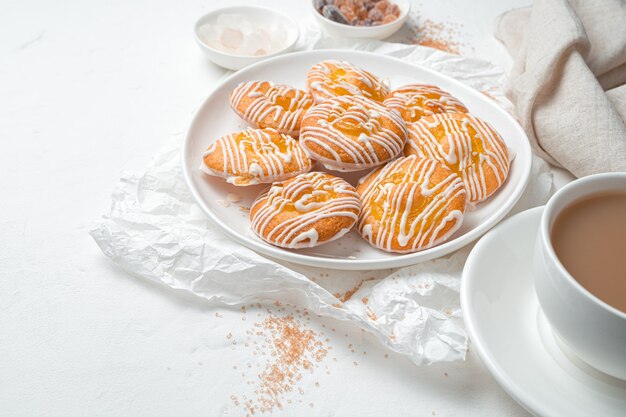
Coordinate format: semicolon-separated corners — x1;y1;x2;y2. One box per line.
90;32;554;366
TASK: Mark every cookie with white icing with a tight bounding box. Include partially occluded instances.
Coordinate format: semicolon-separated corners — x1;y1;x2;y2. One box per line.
306;60;389;103
230;81;314;137
201;128;311;186
300;95;408;172
404;113;510;203
383;84;468;124
357;155;467;253
250;172;361;249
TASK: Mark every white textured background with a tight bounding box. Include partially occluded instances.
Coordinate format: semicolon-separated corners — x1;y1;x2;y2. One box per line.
0;1;544;416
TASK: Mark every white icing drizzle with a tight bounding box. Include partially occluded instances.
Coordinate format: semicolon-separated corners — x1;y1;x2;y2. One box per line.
251;172;362;249
405;113;510;203
306;60;389;103
383;84;468;123
201;128;311;186
292;228;319;247
300;95;408;172
230;81;314;136
357;156;466;253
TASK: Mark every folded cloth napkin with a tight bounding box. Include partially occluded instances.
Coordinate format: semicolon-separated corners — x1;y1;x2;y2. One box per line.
496;0;626;177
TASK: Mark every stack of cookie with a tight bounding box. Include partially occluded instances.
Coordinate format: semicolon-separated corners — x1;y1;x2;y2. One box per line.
200;59;511;254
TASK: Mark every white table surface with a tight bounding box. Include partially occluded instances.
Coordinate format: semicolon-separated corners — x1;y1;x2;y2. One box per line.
2;1;577;416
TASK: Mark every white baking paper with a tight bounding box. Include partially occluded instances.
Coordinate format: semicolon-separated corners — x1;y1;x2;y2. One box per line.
90;30;554;366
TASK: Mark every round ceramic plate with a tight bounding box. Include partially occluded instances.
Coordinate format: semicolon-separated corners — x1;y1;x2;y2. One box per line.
182;49;532;270
461;207;626;416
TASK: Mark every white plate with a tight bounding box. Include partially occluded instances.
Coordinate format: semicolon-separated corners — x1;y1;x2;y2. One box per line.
461;207;626;417
182;49;532;270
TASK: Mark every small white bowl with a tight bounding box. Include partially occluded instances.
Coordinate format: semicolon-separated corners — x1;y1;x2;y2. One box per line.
311;0;410;40
194;6;300;71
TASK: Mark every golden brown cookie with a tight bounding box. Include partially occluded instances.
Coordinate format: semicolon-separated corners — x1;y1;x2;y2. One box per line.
404;113;510;203
230;81;314;137
250;172;362;249
383;84;468;124
357;156;467;253
306;60;389;103
300;95;408;171
201;128;311;186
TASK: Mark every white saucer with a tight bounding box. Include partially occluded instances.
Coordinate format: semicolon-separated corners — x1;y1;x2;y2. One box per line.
461;206;626;417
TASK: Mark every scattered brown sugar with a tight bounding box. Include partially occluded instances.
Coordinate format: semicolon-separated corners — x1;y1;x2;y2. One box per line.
409;17;465;55
415;36;460;54
334;276;378;303
481;89;497;101
230;305;330;415
334;284;360;302
257;315;327;385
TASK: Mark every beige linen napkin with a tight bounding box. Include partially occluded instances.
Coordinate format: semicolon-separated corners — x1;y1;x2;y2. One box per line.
496;0;626;177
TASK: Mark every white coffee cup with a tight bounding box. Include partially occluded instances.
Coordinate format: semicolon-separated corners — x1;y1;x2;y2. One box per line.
534;172;626;380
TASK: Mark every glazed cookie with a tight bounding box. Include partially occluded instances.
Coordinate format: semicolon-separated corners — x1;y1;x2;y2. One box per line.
201;128;311;186
383;84;468;124
306;60;389;103
250;172;362;249
404;113;510;203
230;81;314;137
357;156;467;253
300;95;408;171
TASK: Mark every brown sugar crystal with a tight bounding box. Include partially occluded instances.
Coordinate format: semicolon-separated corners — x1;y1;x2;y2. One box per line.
410;18;464;54
233;309;330;415
315;0;402;27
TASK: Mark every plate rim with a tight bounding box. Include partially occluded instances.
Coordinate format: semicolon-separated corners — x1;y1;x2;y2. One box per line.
182;49;533;270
